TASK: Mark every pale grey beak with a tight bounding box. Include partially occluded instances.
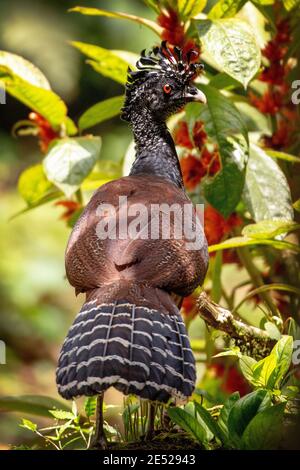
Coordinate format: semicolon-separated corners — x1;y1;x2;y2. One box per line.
184;86;207;104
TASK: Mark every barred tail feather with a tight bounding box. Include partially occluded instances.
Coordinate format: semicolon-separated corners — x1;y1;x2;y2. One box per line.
56;296;196;403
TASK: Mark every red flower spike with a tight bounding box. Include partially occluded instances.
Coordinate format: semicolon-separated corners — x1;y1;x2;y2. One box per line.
180;154;206;190
55;200;82;221
204;205;242;246
262;120;291;150
249;90;283;115
174;121;194;149
29;112;59;153
193;121;207;149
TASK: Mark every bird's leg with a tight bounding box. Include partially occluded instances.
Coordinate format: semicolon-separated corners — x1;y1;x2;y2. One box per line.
90;393;107;450
145;402;156;440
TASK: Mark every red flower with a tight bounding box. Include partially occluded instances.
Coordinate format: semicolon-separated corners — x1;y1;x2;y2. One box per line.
201;147;221;176
249;90;283;115
180;154;206;190
157;9;185;47
262;40;286;62
262;120;290;150
204;205;242;246
29;112;59;153
193;121;207;149
276;19;291;44
259;62;286;86
174;121;193;149
210;363;250;396
55;200;82;221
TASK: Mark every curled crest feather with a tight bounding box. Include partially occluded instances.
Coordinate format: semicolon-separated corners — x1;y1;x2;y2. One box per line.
121;41;204;121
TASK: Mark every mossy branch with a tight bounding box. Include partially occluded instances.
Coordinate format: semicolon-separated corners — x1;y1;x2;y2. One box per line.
197;292;276;359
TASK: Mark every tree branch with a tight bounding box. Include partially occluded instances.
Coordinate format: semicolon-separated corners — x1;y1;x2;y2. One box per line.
197;292;276;359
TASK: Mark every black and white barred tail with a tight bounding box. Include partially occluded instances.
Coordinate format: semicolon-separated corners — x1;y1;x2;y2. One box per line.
56;297;196;403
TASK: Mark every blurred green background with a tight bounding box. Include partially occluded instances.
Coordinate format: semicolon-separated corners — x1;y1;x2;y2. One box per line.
0;0;159;447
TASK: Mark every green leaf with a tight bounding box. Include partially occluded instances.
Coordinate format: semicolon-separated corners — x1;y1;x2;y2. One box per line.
239;356;257;384
18;164;53;205
178;0;207;19
69;6;162;35
0;395;71;417
209;236;300;254
79;95;124;131
186;85;248;216
194;18;261;88
71;42;130;85
43;137;101;197
218;392;240;441
167;407;207;445
209;72;241;90
0;51;50;89
243;144;294;222
84;397;97;418
194;402;226;443
242;220;300;239
227;389;269;444
49;410;75;420
252;336;293;390
283;0;300;11
208;0;248;19
20;419;37;433
241;402;286;450
1;69;67;130
265;149;300;164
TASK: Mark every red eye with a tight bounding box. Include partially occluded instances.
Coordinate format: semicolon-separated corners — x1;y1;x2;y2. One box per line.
163;84;172;94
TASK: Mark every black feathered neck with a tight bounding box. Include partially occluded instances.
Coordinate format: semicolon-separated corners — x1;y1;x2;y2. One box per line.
123;41;203;189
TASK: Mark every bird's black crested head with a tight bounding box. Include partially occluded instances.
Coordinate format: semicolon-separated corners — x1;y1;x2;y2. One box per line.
121;41;206;122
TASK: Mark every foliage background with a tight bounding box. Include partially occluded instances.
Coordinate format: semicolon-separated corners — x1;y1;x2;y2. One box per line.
0;0;299;450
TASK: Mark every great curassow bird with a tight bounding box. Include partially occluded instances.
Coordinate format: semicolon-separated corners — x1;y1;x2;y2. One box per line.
56;41;209;448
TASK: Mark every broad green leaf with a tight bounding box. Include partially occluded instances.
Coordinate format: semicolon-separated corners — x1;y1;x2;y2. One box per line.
167;407;207;444
194;402;226;443
252;336;293;390
266;149;300;164
209;236;300;254
208;0;248;19
49;410;75;420
43;137;101;197
79;95;124;131
242;220;300;239
186;85;248;216
227;389;269;443
0;395;71;417
0;51;50;89
84;397;97;418
20;419;37;433
178;0;207;19
69;6;162;35
71;42;130;85
18;164;53;205
209;72;241;90
194;18;261;88
283;0;300;11
218;392;240;441
239;356;257;384
0;66;67;130
243;144;293;222
241;402;286;450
